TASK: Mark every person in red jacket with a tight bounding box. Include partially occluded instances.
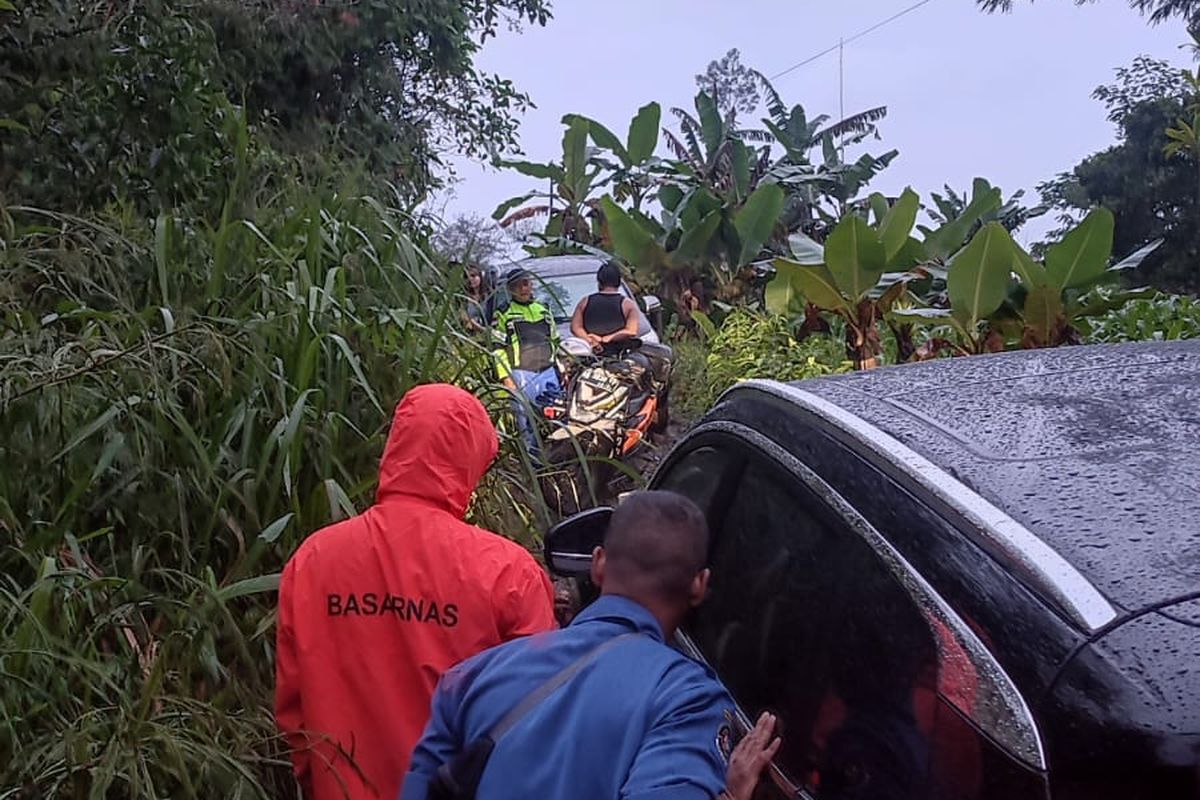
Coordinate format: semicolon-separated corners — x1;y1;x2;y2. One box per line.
274;383;556;800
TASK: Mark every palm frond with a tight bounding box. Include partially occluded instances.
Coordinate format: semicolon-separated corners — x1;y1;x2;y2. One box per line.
736;128;773;143
675;116;706;166
663;130;701;169
750;69;788;127
499;204;553;227
812;106;888;142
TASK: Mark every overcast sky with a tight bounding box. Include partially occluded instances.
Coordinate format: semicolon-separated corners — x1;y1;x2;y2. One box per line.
432;0;1192;247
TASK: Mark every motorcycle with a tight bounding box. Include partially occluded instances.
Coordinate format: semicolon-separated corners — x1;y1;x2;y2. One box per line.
537;336;672;515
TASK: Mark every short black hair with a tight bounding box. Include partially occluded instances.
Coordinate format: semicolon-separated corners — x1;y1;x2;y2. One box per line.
603;491;709;601
597;260;623;290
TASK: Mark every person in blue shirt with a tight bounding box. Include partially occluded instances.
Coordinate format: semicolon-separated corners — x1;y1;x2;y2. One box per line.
401;491;777;800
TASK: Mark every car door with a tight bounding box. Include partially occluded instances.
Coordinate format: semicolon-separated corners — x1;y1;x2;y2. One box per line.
657;427;1048;799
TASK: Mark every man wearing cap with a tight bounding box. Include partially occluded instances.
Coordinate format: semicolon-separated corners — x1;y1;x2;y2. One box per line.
492;268;560;450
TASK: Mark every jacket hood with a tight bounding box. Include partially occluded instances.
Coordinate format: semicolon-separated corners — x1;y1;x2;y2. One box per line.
376;384;499;516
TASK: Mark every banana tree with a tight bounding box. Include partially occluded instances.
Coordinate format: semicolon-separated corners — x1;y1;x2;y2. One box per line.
925;179;1048;240
768;188;922;369
755;73;898;237
564;102;663;212
891;208;1162;353
1166;57;1200;204
602;179;786;304
492;116;604;247
592;90;787;304
664;91;773;195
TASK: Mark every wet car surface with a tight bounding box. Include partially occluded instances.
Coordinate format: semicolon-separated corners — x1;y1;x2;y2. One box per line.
550;340;1200;799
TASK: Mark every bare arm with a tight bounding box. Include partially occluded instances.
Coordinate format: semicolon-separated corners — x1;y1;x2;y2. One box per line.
570;296;590;340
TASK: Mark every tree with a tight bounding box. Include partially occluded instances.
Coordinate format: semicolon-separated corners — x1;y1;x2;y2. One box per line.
433;214;517;266
977;0;1200;25
565;103;665;212
491;116;607;249
1165;31;1200;191
696;48;761;117
1038;57;1199;292
0;0;552;214
924;181;1048;241
756;74;896;238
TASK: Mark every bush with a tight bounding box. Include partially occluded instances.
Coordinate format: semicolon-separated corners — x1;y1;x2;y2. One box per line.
1078;293;1200;343
0;160;548;799
672;310;850;419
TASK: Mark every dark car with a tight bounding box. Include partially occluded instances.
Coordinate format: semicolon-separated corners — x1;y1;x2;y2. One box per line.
546;341;1200;799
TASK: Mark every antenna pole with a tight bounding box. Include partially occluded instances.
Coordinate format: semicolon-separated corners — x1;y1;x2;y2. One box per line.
839;37;846;162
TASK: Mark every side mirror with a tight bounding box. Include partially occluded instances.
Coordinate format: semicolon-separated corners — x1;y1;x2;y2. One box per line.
544;506;612;577
642;294;663;334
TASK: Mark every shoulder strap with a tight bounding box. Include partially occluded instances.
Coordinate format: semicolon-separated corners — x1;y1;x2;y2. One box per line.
488;632;640;741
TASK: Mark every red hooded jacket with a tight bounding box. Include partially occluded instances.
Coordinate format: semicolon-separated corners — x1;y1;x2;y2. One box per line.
275;384;555;800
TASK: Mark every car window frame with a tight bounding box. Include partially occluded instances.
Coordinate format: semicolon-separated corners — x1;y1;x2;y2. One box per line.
660;421;1048;792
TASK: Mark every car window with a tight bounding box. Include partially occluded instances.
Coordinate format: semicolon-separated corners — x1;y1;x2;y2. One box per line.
686;450;1050;799
653;444;743;536
690;458;941;797
535;274;594;321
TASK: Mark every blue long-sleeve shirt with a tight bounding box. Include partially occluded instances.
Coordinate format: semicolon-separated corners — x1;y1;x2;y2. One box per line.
401;595;734;800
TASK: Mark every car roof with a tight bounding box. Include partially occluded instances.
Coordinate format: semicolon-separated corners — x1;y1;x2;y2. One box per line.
514;254;607;279
771;340;1200;620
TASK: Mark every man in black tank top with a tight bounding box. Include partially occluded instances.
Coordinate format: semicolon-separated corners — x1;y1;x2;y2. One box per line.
570;260;640;353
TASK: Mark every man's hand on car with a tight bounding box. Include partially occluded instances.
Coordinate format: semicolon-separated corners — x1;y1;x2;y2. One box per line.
721;712;781;800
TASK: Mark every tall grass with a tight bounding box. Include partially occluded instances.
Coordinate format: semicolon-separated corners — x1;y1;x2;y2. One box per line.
0;121;550;795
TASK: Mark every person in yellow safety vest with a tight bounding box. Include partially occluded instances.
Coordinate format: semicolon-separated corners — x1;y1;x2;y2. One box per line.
493;268;561;451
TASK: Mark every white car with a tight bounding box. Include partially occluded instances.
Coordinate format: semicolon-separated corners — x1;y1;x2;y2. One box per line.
495;255;664;345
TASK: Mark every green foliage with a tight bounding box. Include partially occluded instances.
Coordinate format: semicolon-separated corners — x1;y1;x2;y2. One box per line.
1165;39;1200;162
668;336;716;422
755;77;896;238
0;0;551;213
892;209;1160;352
699;310;850;407
603;180;784;283
977;0;1200;26
0;96;550;800
919;179;1005;261
499;71;897;309
769;196;925;367
1044;207;1116;290
768;179;1158;364
493;114;613;249
947;223;1019;327
1077;291;1200;342
825;216;887;301
1038;56;1199;293
558;102;665;214
923;180;1046;250
0;181;554;795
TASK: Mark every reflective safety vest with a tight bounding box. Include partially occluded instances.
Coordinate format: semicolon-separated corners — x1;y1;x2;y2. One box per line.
493;300;557;379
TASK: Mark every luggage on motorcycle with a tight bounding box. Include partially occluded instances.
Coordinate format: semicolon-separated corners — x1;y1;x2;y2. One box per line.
547;363;627;452
548;337;665;458
637;341;673;384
